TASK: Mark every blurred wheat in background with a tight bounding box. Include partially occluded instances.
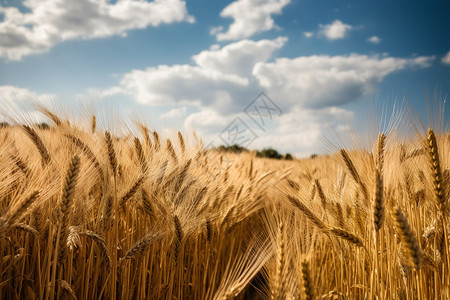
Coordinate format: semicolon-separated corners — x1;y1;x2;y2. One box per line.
0;105;448;299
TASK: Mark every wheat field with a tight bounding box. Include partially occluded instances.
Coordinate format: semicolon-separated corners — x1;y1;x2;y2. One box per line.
0;106;448;299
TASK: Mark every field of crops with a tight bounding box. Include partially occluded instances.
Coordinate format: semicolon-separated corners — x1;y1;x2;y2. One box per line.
0;107;448;299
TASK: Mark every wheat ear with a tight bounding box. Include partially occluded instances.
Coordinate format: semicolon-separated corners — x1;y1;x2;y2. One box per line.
286;195;327;230
8;191;40;224
104;131;117;175
166;139;178;163
41;107;62;126
119;175;145;208
173;215;184;262
373;170;385;231
315;179;327;209
377;133;386;172
121;231;163;261
11;223;39;236
340;149;368;201
101;196;113;233
80;231;111;270
178;131;186;153
271;222;286;300
174;159;191;192
393;207;421;270
138;124;152;150
65;134;104;181
426;129;446;212
134;137;147;172
205;219;212;243
152;131;160;151
301;260;314;300
22;125;51;165
91;115;96;133
330;227;365;248
57;279;76;299
58;155;81;262
141;189;154;217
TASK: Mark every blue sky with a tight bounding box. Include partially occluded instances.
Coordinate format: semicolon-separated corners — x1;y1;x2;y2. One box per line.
0;0;449;156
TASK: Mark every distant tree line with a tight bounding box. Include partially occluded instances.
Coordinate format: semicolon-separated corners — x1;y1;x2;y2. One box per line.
216;144;294;160
0;122;51;129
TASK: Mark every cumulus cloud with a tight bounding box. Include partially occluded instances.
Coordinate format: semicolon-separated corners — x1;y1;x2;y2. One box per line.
319;20;352;40
161;106;187;119
249;106;354;155
0;0;194;60
442;51;450;65
184;105;354;156
110;38;434;155
193;36;287;77
117;37;287;112
253;54;434;108
212;0;291;41
118;64;249;110
367;36;381;44
0;85;54;103
0;85;57;121
303;32;314;38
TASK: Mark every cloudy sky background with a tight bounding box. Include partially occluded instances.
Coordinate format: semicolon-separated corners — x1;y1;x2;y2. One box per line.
0;0;449;156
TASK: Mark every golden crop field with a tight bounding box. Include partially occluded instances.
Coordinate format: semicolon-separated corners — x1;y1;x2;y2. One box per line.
0;106;448;299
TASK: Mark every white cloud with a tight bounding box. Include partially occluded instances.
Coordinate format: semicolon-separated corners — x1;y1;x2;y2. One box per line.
0;85;56;122
0;85;54;103
118;64;250;110
209;26;223;36
249;106;354;156
184;108;233;135
303;32;314;38
442;51;450;65
213;0;291;41
108;37;434;155
184;105;354;156
0;0;194;60
117;37;286;112
193;36;287;77
319;20;352;40
161;106;187;119
253;54;435;108
367;36;381;44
